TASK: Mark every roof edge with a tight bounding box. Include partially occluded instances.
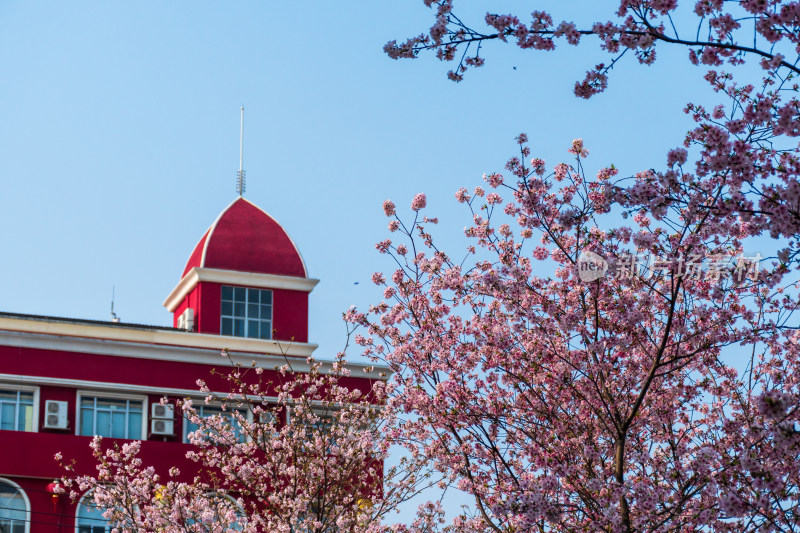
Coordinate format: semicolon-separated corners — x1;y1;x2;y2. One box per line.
0;315;320;358
241;198;310;278
163;267;320;312
199;197;243;269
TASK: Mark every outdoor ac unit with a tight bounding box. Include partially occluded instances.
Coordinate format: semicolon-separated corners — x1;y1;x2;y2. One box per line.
178;308;195;331
151;403;174;420
151;418;175;436
43;400;69;429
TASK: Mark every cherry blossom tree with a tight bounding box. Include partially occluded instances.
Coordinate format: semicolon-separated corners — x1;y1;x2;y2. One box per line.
59;353;435;533
351;132;800;531
386;1;800;264
371;6;800;528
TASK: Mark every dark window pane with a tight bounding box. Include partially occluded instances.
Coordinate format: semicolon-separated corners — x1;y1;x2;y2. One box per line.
261;290;272;304
247;321;259;338
233;319;245;337
96;411;111;437
111;412;126;437
261;304;272;320
106;399;127;410
221;286;233;300
234;302;245;316
248;303;259;318
129;413;142;439
234;287;246;301
221;318;233;335
259;323;271;339
81;407;93;435
248;289;260;304
1;404;15;430
221;301;232;316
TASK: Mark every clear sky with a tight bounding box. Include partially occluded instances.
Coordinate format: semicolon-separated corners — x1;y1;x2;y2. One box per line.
0;1;711;360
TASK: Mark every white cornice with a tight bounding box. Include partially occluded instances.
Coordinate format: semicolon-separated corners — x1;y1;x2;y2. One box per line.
0;375;388;408
163;267;320;312
0;315;313;358
0;374;282;401
0;318;391;377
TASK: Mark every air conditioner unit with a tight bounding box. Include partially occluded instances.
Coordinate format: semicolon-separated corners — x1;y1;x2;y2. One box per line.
43;400;69;429
178;308;195;331
151;418;175;436
151;403;174;420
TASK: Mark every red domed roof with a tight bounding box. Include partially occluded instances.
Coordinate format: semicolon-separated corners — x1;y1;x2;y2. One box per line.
182;197;308;278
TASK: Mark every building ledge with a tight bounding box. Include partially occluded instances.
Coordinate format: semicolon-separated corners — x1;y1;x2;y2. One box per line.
0;313;391;377
0;312;317;359
163;267;320;312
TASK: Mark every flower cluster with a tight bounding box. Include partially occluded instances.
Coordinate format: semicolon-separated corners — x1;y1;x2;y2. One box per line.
60;352;433;532
351;134;800;532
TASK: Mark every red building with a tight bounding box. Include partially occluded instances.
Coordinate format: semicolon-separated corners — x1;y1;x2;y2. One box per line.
0;197;381;532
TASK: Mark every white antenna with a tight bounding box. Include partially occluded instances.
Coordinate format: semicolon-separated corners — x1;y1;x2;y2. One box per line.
236;106;246;196
110;286;120;323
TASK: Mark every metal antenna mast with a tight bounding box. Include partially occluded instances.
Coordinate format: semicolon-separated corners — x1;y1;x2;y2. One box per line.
110;286;119;323
236;106;246;196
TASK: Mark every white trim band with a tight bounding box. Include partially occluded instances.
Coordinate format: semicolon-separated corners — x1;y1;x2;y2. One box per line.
0;373;281;401
0;316;317;359
0;324;390;378
163;267;320;312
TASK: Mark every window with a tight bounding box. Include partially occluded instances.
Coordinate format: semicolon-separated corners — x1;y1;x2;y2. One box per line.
75;491;137;533
76;492;110;533
186;493;244;530
220;286;273;339
79;396;143;440
0;389;34;432
184;404;249;444
290;406;336;432
0;479;29;533
253;410;279;446
288;406;339;451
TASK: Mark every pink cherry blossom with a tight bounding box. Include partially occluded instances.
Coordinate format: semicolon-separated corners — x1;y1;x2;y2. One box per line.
351;134;799;532
568;138;589;157
61;352;432;533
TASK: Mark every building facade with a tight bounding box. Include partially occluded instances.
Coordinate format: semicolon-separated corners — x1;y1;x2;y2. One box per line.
0;197;380;532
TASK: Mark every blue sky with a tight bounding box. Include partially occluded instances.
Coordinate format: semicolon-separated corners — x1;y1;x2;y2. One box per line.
0;1;712;360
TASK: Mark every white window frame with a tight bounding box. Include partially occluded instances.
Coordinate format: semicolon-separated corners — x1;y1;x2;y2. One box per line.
76;391;147;440
200;492;245;529
0;477;31;533
220;285;274;339
74;490;110;533
286;405;339;447
287;405;336;426
182;401;252;444
75;489;141;533
0;383;39;433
